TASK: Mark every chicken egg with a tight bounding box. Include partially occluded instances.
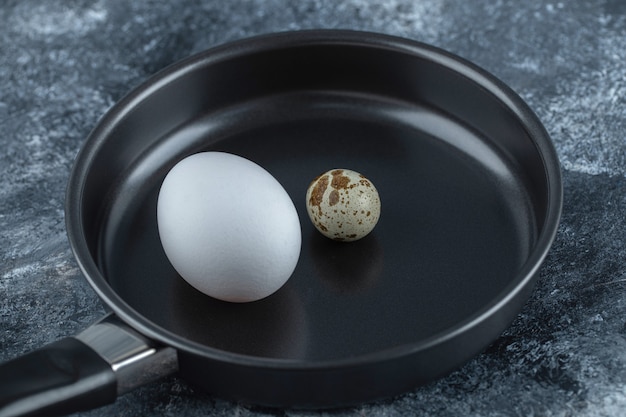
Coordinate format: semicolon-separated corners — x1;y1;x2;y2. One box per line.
306;169;381;242
157;152;301;303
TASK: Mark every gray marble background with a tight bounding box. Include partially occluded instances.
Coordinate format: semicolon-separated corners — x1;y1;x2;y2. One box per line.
1;0;625;416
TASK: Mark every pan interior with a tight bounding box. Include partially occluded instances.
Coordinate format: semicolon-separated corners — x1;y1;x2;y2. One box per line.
98;89;536;361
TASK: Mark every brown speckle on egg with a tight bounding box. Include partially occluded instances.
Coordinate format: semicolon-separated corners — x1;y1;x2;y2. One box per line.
308;174;329;216
329;190;340;206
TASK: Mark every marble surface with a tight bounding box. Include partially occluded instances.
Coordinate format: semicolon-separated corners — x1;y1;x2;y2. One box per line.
1;0;625;416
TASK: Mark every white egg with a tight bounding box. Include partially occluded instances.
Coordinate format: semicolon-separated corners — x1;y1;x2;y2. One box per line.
157;152;301;303
306;169;381;242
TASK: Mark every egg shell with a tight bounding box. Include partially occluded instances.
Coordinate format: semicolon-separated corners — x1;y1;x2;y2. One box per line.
306;169;381;242
157;152;301;303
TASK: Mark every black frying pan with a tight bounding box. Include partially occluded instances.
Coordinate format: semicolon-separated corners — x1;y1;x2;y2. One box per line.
0;30;562;416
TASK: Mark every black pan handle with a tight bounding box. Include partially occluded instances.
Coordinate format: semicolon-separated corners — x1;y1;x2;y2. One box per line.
0;315;178;417
0;337;115;417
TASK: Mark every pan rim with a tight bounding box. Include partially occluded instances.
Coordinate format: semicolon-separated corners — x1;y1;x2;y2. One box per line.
65;29;563;371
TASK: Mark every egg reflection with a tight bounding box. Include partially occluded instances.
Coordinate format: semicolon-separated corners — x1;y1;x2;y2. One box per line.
308;233;384;293
168;275;309;360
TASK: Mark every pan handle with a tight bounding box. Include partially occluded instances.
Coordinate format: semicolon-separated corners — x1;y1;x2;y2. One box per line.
0;314;178;417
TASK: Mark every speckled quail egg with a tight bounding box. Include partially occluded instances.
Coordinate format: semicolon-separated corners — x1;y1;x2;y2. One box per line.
306;169;381;242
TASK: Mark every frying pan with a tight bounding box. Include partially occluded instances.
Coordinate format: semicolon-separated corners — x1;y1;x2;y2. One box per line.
0;30;562;416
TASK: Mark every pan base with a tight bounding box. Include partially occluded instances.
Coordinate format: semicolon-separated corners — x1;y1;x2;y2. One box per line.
100;91;535;361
